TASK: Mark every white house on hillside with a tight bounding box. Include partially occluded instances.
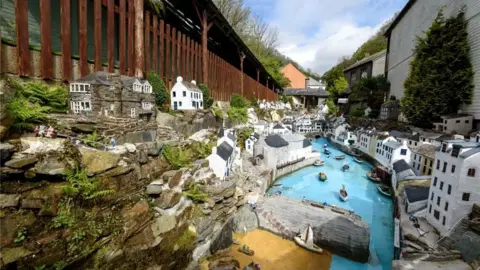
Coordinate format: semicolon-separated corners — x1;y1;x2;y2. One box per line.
433;114;474;135
170;76;203;110
245;133;260;155
207;128;241;180
272;123;290;135
253;120;269;135
426;140;480;235
375;137;410;168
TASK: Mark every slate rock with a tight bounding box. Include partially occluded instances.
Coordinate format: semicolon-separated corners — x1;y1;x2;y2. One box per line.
125;143;137;153
137;150;149;164
231;206;258;233
0;143;15;165
71;123;96;134
21;198;44;209
146;181;164;195
210;218;234;254
5;157;38;169
169;170;183;188
0;194;20;208
80;148;120;175
155;189;182;209
456;230;480;262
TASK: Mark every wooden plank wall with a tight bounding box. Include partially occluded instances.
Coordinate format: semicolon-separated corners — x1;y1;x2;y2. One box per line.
5;0;277;101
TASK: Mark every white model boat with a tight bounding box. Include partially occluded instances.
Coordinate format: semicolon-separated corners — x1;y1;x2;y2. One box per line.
339;185;348;201
294;224;323;253
313;160;325;166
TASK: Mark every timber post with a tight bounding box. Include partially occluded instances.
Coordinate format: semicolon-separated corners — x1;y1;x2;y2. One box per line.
240;52;245;96
134;0;144;78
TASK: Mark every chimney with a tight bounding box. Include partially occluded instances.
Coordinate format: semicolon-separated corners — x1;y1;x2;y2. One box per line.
191;80;196;85
177;76;183;82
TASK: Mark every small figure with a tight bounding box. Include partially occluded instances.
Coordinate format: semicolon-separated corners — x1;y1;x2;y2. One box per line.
34;126;39;137
46;126;55;138
110;137;116;148
38;125;46;137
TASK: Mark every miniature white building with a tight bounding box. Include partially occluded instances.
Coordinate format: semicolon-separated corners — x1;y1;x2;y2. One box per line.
206;128;241;180
272;123;289;135
426;140;480;235
433;114;473;135
253;120;269;135
245;133;260;155
375;137;411;168
471;132;480;143
170;76;203;110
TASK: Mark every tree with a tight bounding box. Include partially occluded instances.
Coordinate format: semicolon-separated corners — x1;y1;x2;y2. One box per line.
401;10;473;127
230;94;249;108
198;84;214;109
325;99;338;116
327;76;349;101
351;75;390;109
148;71;168;109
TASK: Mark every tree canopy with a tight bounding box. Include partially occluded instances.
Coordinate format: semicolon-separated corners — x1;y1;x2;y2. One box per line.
401;10;473;127
351;75;390;109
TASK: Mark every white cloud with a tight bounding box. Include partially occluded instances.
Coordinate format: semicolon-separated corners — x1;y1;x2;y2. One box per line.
252;0;406;74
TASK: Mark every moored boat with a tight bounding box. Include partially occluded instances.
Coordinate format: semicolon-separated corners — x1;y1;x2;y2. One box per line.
377;184;391;197
313;160;325;166
354;158;363;163
342;161;349;171
294;224;323;253
339;185;348;201
318;172;327;181
366;171;381;183
272;183;283;187
335;155;345;160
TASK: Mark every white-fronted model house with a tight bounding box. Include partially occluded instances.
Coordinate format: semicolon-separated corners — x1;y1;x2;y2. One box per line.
170;76;203;110
207;128;241;180
245;133;260;155
426;140;480;235
375;137;411;168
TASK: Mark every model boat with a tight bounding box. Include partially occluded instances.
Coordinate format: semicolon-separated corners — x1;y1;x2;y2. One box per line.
339;185;348;201
354;158;363;163
272;183;283;187
324;148;331;155
238;244;255;256
342;161;349;171
319;172;327;181
313;160;325;166
377;184;391;197
366;171;381;183
294;224;323;253
335;155;345;160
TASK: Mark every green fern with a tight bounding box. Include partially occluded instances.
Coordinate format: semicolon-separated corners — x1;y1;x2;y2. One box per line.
64;168;115;200
183;183;209;203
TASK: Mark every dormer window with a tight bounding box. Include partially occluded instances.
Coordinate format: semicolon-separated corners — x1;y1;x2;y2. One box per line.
133;82;142;92
70;83;90;92
451;145;460;157
142;83;152;93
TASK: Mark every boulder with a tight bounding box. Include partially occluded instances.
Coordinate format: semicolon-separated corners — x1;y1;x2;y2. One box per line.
155;189;182;209
21;198;44;209
71;123;96;134
80;148;120;175
0;143;15;164
169;171;183;188
210;218;234;254
231;206;258;233
0;211;36;248
456;230;480;262
125;143;137;153
4;157;38;169
151;214;177;235
156;112;176;127
0;194;20;208
1;246;34;265
34;152;73;176
20;137;66;155
192;240;211;261
122;201;152;239
147;141;164;157
146;180;164;195
162;170;178;181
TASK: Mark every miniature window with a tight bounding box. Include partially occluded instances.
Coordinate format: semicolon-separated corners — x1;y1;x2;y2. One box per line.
173;91;176;97
442;216;446;226
143;85;152;93
142;102;152;110
447;185;452;195
179;101;182;107
434;210;439;220
183;91;186;97
133;83;142;92
191;93;193;98
467;168;476;177
400;149;407;155
71;101;91;113
70;83;90;92
200;101;203;107
192;101;195;108
444;202;449;211
462;193;470;201
131;108;136;118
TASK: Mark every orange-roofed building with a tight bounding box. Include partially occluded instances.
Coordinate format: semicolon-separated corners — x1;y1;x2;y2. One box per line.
281;63;307;89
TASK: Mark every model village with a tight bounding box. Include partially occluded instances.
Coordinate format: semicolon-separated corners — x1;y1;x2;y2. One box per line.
0;0;479;270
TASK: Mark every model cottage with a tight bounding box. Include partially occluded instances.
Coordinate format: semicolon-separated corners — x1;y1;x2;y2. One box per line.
170;76;203;110
69;72;155;120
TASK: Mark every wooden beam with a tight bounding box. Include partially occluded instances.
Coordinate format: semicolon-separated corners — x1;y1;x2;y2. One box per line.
159;20;165;79
119;0;126;74
40;0;53;79
107;0;115;72
152;15;158;73
134;0;144;78
144;11;150;74
165;24;171;83
201;9;208;84
181;33;186;79
128;0;134;76
176;30;181;77
239;52;244;96
94;0;102;71
78;0;88;76
15;0;30;76
61;0;71;81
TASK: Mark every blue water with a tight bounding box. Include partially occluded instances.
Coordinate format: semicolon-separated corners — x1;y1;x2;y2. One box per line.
267;138;393;270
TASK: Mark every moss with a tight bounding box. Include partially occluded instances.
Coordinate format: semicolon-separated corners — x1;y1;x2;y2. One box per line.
174;227;196;251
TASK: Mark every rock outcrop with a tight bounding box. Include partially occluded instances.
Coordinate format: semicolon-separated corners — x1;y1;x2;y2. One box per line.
231;206;258;233
156;110;219;137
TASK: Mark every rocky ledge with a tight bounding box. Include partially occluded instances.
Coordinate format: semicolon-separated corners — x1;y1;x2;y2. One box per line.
255;196;370;263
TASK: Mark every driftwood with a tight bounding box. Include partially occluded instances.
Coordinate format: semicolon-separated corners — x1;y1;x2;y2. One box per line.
402;250;462;261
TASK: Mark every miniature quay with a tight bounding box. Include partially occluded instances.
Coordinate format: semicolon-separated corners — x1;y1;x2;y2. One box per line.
1;0;479;270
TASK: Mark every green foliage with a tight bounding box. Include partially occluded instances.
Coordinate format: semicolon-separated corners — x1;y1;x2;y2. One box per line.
168;109;178;116
34;265;46;270
331;77;349;97
227;107;248;124
183;183;209;203
250;96;259;108
174;227;196;251
63;168;115;200
14;228;26;244
82;131;103;148
350;108;365;117
67;231;86;255
325;99;338;116
351;75;390;109
6;80;68;131
53;261;67;270
230;94;249;108
237;127;254;150
401;10;473;127
279;95;293;109
258;56;291;88
51;199;75;229
213;107;224;119
146;0;165;15
199;84;214;109
162;144;192;169
148;71;168;109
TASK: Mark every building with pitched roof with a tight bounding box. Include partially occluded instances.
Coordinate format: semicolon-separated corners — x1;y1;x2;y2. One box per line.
343;50;387;90
69;71;155;119
170;76;203;110
426;139;480;235
375;136;411;168
245;132;260;155
404;186;430;214
433;114;474;135
207;128;241;180
411;144;437;176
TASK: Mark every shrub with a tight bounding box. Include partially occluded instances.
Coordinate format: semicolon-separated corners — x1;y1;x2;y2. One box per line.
63;168;115;200
213;107;223;119
162;144;192;169
7;96;50;131
351;108;365;117
250;96;259;108
227;107;248;124
199;84;214;109
368;109;380;118
230;94;249;108
148;71;168;109
183;183;209;203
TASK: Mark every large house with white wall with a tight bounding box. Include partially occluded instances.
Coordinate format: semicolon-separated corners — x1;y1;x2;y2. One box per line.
375;137;411;168
385;0;480;127
426;140;480;235
170;76;203;110
433;114;474;135
207;128;241;180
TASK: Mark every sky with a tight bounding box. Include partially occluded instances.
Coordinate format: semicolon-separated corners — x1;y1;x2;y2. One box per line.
244;0;408;75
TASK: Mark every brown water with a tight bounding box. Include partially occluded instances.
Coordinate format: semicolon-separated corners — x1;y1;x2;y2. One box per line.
231;229;332;270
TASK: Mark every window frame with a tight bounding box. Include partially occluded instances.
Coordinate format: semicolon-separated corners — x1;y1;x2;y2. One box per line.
462;193;470;201
467;168;476;177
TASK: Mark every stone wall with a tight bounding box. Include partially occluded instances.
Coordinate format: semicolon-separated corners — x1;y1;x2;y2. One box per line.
273;157;317;180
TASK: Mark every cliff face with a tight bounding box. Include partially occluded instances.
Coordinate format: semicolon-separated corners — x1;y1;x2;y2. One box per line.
0;137;245;269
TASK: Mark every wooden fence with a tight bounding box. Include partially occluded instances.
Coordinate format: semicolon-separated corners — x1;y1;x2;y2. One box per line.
3;0;278;101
